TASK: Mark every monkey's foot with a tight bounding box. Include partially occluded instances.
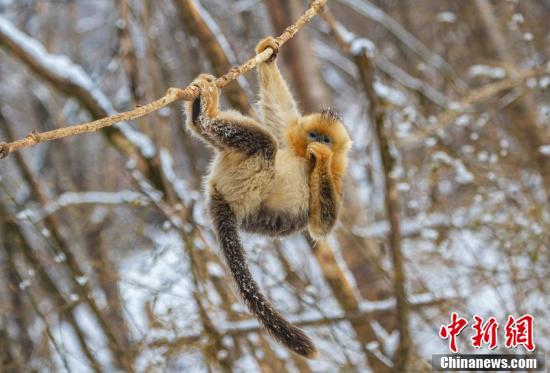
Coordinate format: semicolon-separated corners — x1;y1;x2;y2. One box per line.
197;73;216;83
307;142;333;163
191;74;219;119
255;36;279;63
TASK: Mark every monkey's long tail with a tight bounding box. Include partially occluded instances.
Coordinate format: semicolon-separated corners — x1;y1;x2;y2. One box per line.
209;191;318;359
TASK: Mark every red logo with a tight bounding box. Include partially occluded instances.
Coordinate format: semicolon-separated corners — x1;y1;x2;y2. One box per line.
505;314;536;351
439;312;468;353
471;315;498;350
439;313;535;353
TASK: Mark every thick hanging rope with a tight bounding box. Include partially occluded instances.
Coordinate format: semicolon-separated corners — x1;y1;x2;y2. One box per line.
0;0;326;160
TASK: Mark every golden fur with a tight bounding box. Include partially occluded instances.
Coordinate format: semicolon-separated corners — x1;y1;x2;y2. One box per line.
287;113;351;194
183;36;351;358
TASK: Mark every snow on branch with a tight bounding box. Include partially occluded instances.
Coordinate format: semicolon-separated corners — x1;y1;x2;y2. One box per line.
401;66;549;145
321;8;449;108
337;0;453;74
0;16;156;158
17;190;148;223
0;0;327;159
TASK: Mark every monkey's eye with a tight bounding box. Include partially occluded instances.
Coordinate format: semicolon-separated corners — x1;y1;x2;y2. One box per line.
322;135;331;144
308;132;317;140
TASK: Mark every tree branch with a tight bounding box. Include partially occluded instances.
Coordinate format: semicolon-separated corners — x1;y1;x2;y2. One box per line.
322;7;411;371
149;292;453;351
173;0;254;115
0;0;326;159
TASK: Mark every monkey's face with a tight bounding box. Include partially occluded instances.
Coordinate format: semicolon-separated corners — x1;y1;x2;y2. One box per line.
287;111;352;161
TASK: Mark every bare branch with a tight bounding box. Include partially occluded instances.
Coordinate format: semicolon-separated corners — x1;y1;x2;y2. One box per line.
321;9;449;108
400;67;549;145
336;0;453;75
173;0;254;115
322;7;411;370
356;52;411;373
0;0;326;159
149;292;453;351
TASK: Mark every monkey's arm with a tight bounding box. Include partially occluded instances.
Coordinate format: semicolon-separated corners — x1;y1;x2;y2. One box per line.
255;37;300;144
307;143;342;238
185;74;276;156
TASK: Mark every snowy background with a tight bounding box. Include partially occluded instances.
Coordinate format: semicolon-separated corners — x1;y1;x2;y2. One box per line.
0;0;548;372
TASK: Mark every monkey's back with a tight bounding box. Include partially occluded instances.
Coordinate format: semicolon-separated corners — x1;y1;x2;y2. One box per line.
206;147;310;232
207;149;275;220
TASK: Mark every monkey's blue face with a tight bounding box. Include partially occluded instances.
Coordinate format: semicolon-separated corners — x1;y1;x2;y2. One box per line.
307;131;332;146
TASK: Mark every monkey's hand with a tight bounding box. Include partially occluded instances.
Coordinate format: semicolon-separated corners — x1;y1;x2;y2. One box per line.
191;74;220;118
185;73;222;148
307;143;333;166
190;74;219;119
192;74;218;107
307;142;339;239
255;36;279;64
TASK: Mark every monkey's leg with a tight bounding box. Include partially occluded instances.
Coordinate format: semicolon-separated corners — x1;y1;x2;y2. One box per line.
208;189;318;359
255;37;300;129
196;78;278;159
202;115;277;159
307;143;341;238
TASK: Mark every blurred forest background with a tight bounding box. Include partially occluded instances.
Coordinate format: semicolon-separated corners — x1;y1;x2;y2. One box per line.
0;0;548;372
